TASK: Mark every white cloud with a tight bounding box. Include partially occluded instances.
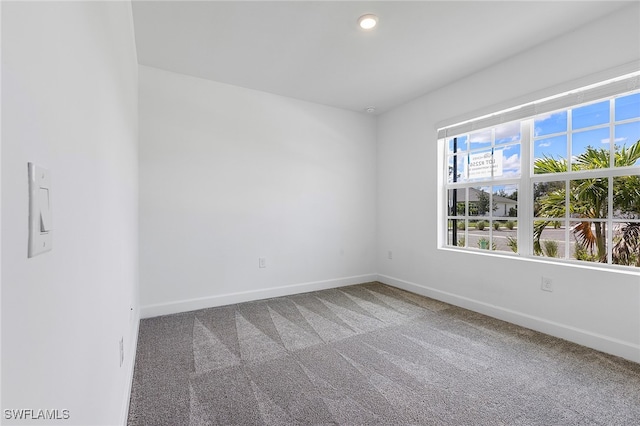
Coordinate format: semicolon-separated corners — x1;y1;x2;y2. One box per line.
495;122;520;141
502;170;521;178
538;141;552;147
535;113;554;122
533;112;565;136
502;153;520;170
600;137;626;144
469;129;491;144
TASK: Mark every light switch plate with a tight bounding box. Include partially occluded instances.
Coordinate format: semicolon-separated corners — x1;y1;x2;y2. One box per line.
28;162;52;258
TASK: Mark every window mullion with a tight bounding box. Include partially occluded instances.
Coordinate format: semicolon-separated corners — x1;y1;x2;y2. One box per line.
564;179;571;260
608;176;613;264
609;98;615;168
608;100;615;265
567;108;573;172
464;187;469;247
520;119;533;256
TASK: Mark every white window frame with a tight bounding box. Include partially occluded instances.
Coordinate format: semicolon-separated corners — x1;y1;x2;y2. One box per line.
438;71;640;270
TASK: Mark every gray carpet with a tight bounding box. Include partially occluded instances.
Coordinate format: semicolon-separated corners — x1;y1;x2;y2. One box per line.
127;282;640;425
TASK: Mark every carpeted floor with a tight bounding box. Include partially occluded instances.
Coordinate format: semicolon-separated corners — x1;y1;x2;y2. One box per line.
127;282;640;425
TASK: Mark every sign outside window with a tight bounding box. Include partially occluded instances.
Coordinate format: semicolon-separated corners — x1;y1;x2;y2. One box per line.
467;149;502;179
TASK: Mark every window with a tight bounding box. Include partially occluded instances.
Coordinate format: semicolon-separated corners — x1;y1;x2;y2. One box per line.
446;123;521;253
441;74;640;269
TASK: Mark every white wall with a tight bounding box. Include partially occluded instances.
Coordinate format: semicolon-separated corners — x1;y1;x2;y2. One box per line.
139;66;377;317
377;4;640;362
1;2;139;425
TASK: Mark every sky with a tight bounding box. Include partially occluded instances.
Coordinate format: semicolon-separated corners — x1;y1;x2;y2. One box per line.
533;92;640;168
447;91;640;183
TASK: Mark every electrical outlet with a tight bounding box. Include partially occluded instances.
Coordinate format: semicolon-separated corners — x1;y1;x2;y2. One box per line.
388;250;393;260
258;257;266;268
119;337;124;367
541;276;553;292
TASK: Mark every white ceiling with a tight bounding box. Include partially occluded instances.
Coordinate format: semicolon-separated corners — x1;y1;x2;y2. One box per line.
131;1;631;114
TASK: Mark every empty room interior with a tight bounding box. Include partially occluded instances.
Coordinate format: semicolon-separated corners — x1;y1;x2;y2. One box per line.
2;1;640;425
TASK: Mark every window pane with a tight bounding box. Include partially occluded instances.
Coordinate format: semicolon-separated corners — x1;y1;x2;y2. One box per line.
501;144;521;178
534;111;567;137
534;181;565;218
571;127;611;169
570;221;608;264
614;122;640;167
612;221;640;267
534;135;567;174
469;129;491;150
467;221;489;249
570;178;609;219
470;187;491;217
494;219;518;253
492;184;518;218
447;155;465;183
495;122;521;145
447;188;465;216
534;221;565;258
447;135;468;154
447;219;466;247
458;220;482;248
615;92;640;121
613;176;640;219
572;100;609;130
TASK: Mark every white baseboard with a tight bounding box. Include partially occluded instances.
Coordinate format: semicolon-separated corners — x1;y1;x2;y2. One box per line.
377;274;640;364
140;274;378;319
120;311;140;426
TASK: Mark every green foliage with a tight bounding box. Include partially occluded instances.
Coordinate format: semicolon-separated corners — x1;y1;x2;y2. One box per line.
506;236;518;253
476;190;491;216
532;221;548;255
574;241;597;262
534;155;568;174
457;237;466;248
505;221;515;230
533;139;640;265
542;240;559;258
612;223;640;267
614;175;640;215
478;237;490;250
476;220;486;230
457;221;466;230
493;221;500;231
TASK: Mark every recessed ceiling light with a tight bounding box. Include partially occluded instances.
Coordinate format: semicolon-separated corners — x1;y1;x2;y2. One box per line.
358;14;378;30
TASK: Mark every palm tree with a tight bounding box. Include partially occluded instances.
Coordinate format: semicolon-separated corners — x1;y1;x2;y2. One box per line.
612;222;640;267
533;139;640;265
